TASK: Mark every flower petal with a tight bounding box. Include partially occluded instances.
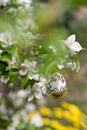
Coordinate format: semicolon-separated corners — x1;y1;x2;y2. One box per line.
34;91;42;99
37;82;44;87
71;42;82;52
1;76;9;84
57;64;64;69
33;74;39;81
28;93;34;101
66;34;76;43
42;85;47;94
28;72;34;80
19;69;27;76
24;59;30;68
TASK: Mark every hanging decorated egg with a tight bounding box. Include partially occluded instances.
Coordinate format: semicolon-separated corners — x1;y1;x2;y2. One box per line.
47;72;68;98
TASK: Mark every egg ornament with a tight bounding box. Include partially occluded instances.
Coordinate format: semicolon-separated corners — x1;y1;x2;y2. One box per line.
47;73;68;98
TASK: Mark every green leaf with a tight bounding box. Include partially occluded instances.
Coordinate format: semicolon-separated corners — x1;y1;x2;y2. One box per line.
71;0;87;5
8;46;24;64
38;29;69;60
9;70;18;83
0;52;11;63
20;75;29;88
70;54;80;72
0;61;7;73
6;64;18;71
43;55;60;76
76;59;80;72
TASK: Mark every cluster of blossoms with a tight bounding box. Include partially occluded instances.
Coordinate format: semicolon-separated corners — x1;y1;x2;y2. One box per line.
19;59;39;80
58;34;82;71
0;31;83;101
0;0;10;6
0;0;32;7
19;59;47;101
62;34;82;54
0;32;16;48
0;85;87;130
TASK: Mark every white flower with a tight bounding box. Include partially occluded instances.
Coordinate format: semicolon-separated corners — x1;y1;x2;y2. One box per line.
12;110;27;127
57;64;64;69
0;76;9;84
17;0;32;8
17;90;28;98
0;104;7;114
28;83;43;101
0;0;10;6
38;75;47;94
7;110;28;130
28;76;47;101
28;72;39;80
9;90;28;108
17;0;31;4
62;34;82;54
30;113;43;127
19;59;39;80
33;84;43;99
25;103;36;112
28;88;34;101
67;62;76;71
0;32;16;48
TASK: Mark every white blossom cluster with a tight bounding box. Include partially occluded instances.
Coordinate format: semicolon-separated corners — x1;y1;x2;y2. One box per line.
0;0;32;7
0;0;10;6
62;34;82;55
16;0;32;8
8;90;28;108
19;59;47;101
19;59;39;79
57;34;82;71
7;103;43;130
0;32;16;48
0;88;44;129
27;75;47;101
7;110;29;130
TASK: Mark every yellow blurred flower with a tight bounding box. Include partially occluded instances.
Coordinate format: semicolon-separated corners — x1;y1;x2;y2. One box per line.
27;102;87;130
44;128;52;130
53;107;63;118
61;102;87;129
39;106;52;117
43;119;78;130
42;118;50;125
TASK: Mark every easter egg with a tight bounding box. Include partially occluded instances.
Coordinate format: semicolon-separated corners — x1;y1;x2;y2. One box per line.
47;73;68;98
